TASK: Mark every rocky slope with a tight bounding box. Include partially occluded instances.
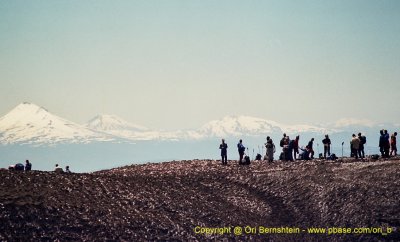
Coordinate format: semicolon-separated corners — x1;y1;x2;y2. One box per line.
0;158;399;241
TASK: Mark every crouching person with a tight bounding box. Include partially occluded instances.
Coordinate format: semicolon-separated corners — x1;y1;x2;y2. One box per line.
54;164;64;173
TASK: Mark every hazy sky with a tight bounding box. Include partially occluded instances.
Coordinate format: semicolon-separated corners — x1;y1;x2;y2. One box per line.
1;0;399;130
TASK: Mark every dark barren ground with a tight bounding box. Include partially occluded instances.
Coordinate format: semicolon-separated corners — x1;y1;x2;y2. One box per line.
0;158;399;241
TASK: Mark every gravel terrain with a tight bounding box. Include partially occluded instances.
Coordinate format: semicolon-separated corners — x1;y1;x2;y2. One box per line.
1;158;399;241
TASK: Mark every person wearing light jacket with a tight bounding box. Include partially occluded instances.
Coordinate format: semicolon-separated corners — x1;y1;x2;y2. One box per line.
350;134;360;159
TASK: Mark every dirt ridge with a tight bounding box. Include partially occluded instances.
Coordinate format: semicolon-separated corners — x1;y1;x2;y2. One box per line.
1;158;399;241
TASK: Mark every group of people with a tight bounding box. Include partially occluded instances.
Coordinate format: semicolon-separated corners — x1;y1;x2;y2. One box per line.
277;134;318;161
7;160;72;173
218;130;398;165
350;133;367;159
218;134;319;164
55;164;72;173
8;160;32;171
378;130;397;158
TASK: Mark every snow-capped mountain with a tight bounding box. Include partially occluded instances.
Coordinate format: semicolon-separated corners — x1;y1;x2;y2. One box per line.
197;116;282;137
195;115;333;138
86;114;186;141
283;124;336;135
0;102;397;145
0;102;113;145
87;114;149;132
332;118;376;129
325;118;398;137
84;115;336;141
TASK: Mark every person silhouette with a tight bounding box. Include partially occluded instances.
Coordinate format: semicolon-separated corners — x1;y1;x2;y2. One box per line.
219;139;228;165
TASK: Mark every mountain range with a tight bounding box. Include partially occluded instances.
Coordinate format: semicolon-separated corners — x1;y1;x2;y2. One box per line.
0;102;398;145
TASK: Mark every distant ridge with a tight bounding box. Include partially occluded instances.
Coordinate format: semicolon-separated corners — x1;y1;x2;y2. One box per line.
0;102;398;145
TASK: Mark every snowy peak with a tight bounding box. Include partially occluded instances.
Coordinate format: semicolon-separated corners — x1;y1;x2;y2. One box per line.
282;124;335;135
3;102;49;121
0;102;397;145
86;114;163;141
197;115;337;138
87;114;149;132
199;115;282;137
0;102;59;129
333;118;376;128
0;103;111;144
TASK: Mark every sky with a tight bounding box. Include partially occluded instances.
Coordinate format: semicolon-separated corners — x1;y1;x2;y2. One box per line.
0;0;399;130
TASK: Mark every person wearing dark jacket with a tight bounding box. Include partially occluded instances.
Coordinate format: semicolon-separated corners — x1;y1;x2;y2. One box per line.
299;146;311;160
281;136;290;161
237;139;245;164
25;160;32;171
65;166;72;173
308;138;315;159
358;133;366;159
293;136;299;160
287;139;294;161
379;130;385;157
322;135;331;159
384;130;390;158
219;139;228;165
280;133;287;148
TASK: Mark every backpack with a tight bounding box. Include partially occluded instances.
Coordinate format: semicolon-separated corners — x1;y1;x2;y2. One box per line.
238;143;245;152
360;136;366;145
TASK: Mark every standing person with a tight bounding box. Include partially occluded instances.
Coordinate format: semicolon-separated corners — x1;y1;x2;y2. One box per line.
237;139;246;164
282;136;290;161
287;138;294;161
293;136;300;160
358;133;366;159
25;160;32;171
279;133;286;148
379;130;385;157
384;130;390;158
322;135;331;159
265;137;275;162
350;134;360;159
264;136;271;160
219;139;228;165
308;138;315;159
390;132;397;156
